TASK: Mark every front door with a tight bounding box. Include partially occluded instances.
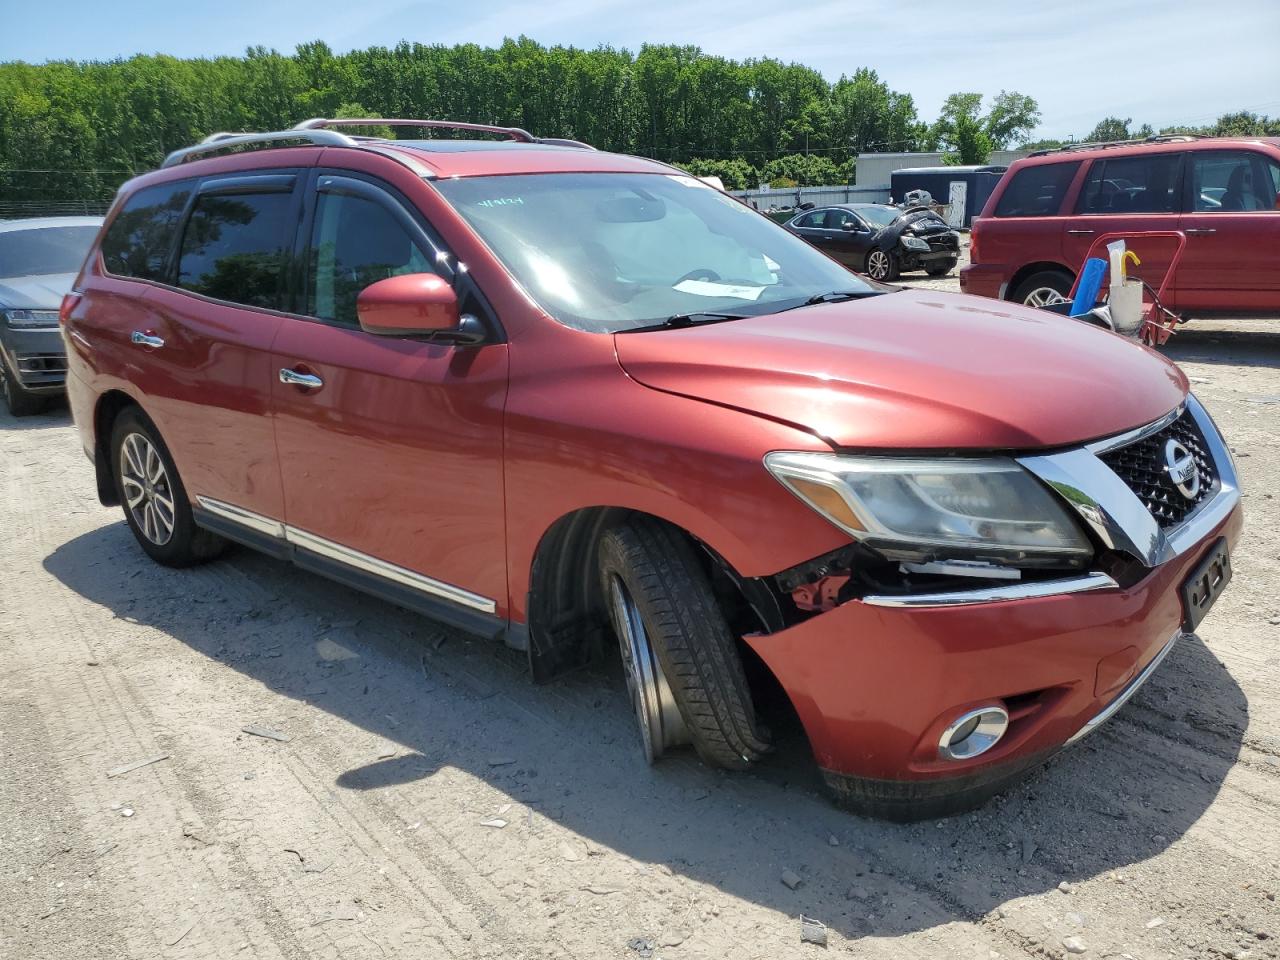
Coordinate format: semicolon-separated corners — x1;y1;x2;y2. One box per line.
1177;148;1280;315
270;172;510;627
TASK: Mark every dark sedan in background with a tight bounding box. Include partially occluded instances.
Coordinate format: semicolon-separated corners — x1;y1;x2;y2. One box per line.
0;216;102;416
784;203;959;282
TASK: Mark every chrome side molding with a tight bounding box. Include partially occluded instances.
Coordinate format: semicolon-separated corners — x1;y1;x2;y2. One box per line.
863;571;1118;608
1067;631;1181;743
193;496;496;615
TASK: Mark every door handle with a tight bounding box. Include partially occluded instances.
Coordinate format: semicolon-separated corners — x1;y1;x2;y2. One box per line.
1185;228;1217;236
279;368;323;389
130;331;164;348
1066;229;1095;235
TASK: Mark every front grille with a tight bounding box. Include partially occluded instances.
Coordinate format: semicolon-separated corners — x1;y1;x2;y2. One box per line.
16;353;67;374
1099;410;1217;528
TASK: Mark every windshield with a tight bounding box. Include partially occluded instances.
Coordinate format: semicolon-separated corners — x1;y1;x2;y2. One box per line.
0;226;99;280
857;206;901;228
434;173;883;332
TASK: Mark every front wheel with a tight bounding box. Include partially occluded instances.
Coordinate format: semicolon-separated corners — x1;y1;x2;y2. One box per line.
110;407;226;567
597;517;771;770
865;248;900;282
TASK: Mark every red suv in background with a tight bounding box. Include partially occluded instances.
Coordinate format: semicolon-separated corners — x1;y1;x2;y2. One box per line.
962;136;1280;315
62;119;1242;820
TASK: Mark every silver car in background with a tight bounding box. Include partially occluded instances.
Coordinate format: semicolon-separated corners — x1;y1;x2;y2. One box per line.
0;216;103;415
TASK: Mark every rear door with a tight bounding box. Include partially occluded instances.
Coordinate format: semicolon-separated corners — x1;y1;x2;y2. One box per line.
1063;152;1184;297
986;160;1081;293
138;172;298;524
269;171;509;629
1177;148;1280;314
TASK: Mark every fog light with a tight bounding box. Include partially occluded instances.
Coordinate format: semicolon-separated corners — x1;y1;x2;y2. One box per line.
938;705;1008;761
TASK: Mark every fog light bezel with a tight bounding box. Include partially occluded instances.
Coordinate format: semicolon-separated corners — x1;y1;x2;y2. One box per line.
938;705;1009;761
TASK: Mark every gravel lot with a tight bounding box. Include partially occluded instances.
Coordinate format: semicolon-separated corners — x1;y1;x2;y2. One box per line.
3;256;1279;959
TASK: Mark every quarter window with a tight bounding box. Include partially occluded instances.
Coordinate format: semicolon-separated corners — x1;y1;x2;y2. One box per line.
101;181;192;281
1189;150;1280;212
176;191;292;308
307;192;434;327
993;162;1081;217
1076;154;1183;215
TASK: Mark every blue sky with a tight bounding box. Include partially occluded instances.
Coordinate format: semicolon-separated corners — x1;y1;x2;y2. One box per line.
3;0;1279;140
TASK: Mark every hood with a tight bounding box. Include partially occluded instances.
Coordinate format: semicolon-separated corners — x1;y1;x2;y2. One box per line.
0;273;77;310
614;290;1187;450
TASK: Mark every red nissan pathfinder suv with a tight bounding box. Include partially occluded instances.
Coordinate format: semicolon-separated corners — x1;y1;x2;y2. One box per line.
62;119;1242;819
962;135;1280;315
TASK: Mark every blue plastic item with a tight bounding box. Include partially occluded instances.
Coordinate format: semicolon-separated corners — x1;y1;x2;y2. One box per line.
1070;258;1107;316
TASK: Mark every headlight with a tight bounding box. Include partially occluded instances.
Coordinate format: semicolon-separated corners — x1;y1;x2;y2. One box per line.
901;236;931;251
4;309;60;329
765;452;1091;566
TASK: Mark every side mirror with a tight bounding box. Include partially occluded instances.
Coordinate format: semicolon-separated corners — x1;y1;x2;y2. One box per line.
840;221;857;232
356;273;478;341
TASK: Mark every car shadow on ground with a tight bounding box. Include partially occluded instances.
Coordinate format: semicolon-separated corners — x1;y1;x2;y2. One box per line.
45;524;1247;941
1163;324;1280;371
0;397;70;430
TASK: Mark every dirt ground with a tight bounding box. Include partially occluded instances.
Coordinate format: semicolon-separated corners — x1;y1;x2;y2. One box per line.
3;254;1279;960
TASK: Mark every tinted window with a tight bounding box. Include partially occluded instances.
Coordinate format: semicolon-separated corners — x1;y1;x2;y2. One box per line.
1189;150;1280;212
1076;154;1183;214
794;211;824;228
176;192;292;308
0;225;99;279
825;209;860;229
993;162;1081;217
101;182;191;281
307;192;434;327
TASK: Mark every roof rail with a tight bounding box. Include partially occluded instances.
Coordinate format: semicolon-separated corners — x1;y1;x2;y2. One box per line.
1027;134;1206;158
161;128;357;168
293;117;538;143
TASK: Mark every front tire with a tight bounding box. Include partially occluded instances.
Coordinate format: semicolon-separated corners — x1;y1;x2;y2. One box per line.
598;517;771;771
865;248;900;282
110;407;225;567
1;354;45;416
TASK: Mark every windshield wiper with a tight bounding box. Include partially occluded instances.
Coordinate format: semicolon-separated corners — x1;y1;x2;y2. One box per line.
776;290;886;312
618;311;753;334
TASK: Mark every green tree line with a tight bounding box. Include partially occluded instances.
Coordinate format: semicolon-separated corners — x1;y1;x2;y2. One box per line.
0;37;1045;204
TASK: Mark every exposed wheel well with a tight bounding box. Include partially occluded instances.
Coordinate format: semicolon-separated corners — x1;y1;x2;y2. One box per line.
1006;261;1075;301
92;390;138;506
525;508;783;686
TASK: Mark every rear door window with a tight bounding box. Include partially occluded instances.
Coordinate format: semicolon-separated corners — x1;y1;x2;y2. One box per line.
1188;150;1280;212
1076;153;1184;214
101;181;192;281
793;210;825;228
176;191;293;308
993;162;1081;217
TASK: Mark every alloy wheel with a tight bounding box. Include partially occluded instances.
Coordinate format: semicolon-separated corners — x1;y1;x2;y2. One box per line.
119;432;176;546
867;250;890;280
607;574;689;763
1022;286;1069;308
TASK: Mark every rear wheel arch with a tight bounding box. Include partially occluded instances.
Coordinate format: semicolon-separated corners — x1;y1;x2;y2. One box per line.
1006;261;1075;303
93;390;141;506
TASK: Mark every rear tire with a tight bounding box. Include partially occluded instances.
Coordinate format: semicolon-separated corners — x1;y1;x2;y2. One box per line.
110;407;226;567
598;517;771;771
1010;269;1073;307
1;354;45;416
925;258;957;277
